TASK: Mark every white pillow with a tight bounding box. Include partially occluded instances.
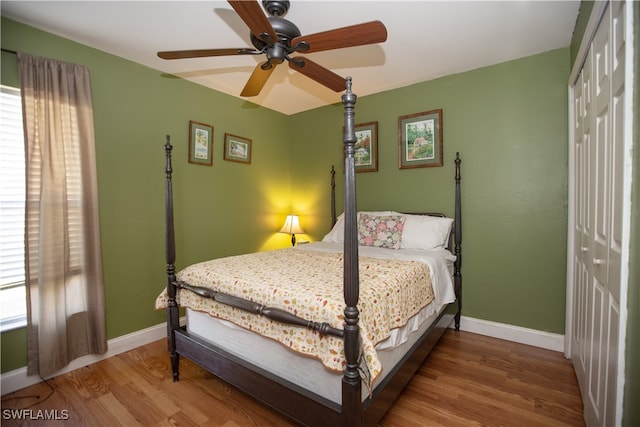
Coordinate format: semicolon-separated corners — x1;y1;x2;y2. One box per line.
400;214;454;250
322;213;345;243
322;211;399;244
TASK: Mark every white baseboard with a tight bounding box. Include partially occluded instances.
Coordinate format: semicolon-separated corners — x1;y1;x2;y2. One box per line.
452;315;565;353
1;317;185;396
3;315;564;395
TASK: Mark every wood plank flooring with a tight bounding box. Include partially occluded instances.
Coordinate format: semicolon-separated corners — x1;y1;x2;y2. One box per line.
1;330;584;426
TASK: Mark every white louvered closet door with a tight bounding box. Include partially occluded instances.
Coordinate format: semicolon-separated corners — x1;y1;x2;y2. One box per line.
570;2;627;426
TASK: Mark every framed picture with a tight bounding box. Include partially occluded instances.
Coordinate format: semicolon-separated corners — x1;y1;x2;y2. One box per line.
352;121;378;173
188;121;213;166
223;133;252;164
398;109;443;169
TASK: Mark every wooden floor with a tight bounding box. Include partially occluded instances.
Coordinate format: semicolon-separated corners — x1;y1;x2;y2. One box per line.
1;330;584;426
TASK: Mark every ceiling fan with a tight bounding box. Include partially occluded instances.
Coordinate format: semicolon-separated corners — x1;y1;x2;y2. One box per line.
157;0;387;97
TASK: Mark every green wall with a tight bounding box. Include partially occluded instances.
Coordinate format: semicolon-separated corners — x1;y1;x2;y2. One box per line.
291;49;571;334
0;16;570;372
1;17;292;372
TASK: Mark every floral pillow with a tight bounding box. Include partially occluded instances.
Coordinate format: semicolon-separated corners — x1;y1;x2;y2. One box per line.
358;213;406;249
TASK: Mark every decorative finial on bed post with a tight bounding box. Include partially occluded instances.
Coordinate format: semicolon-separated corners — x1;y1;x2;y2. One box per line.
165;135;173;179
342;77;357;149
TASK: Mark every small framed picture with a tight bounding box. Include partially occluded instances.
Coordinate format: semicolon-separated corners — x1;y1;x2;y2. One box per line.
353;121;378;173
188;121;213;166
223;133;252;164
398;109;443;169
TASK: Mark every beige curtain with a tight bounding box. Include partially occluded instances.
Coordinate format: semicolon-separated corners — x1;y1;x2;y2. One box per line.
18;53;107;377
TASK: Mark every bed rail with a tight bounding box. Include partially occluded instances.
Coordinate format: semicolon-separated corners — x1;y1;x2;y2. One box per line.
174;280;344;338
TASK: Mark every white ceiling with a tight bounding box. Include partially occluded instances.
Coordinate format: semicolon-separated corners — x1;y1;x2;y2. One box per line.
1;1;580;115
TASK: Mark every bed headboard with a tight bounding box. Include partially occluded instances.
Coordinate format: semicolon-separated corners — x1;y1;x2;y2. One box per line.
328;152;461;260
327;151;462;328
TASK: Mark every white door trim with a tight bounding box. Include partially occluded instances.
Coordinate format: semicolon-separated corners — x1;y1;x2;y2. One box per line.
569;2;610;85
614;0;635;420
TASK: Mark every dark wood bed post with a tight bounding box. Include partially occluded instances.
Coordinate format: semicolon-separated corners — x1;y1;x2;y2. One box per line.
340;77;362;425
330;165;337;227
454;152;462;330
164;136;180;381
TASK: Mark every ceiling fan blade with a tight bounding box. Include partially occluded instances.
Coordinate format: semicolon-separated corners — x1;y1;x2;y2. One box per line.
289;58;345;92
240;62;275;97
292;21;387;54
158;48;255;60
228;0;278;44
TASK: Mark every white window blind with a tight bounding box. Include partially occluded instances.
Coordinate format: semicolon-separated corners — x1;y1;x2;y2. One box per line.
0;85;27;330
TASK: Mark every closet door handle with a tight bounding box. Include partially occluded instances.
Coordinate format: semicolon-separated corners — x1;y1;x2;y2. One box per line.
593;258;605;265
581;246;588;252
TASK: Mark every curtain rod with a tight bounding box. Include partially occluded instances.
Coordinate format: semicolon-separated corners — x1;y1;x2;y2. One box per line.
1;48;17;55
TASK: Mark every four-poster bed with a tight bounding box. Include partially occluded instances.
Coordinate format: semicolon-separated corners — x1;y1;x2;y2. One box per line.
159;78;462;426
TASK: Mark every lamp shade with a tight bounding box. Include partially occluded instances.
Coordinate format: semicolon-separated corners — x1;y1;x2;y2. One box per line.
279;214;304;235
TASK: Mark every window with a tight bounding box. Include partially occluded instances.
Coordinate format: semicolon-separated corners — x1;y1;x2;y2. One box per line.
0;86;27;331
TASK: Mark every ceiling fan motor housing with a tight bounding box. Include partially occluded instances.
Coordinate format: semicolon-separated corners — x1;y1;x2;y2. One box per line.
250;16;301;64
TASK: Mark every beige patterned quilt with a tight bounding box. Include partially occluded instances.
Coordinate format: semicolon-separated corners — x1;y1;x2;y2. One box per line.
155;247;434;381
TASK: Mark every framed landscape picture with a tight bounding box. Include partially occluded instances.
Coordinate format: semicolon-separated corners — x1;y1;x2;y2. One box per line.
223;133;252;164
398;109;443;169
188;121;213;166
352;121;378;173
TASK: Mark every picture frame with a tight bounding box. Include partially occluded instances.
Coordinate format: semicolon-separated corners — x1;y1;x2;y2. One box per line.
398;109;443;169
352;121;378;173
188;121;213;166
223;133;252;164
